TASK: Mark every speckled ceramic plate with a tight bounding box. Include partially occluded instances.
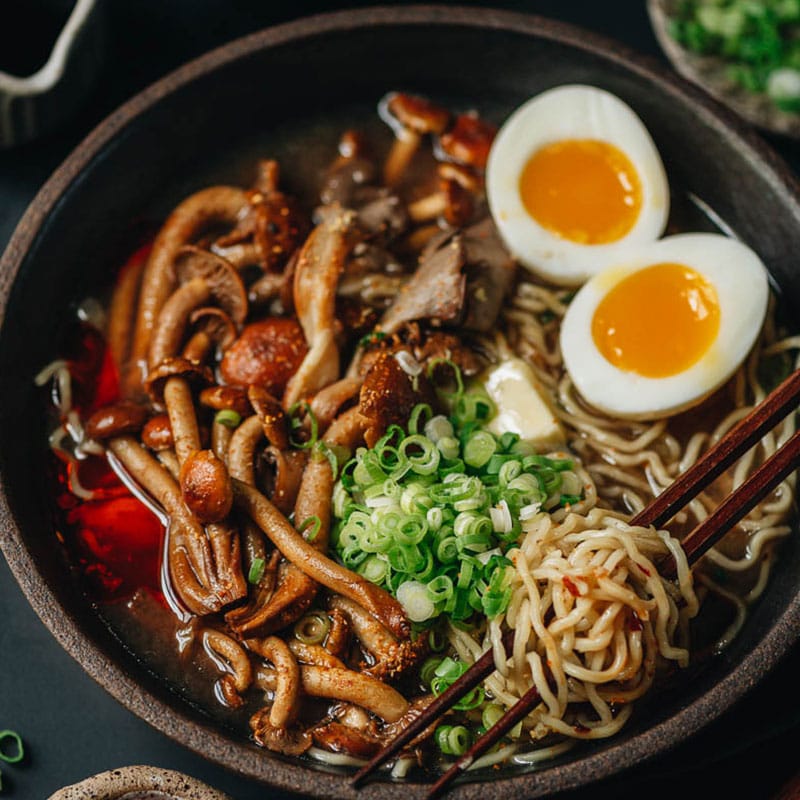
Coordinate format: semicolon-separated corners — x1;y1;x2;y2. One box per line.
2;6;800;800
48;766;231;800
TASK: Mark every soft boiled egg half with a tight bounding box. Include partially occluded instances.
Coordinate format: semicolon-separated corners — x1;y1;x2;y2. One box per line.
560;233;769;420
486;84;670;285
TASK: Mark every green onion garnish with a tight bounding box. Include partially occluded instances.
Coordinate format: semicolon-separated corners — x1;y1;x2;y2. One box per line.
299;515;322;543
330;363;584;624
0;731;23;764
294;611;331;645
214;409;241;429
248;557;266;585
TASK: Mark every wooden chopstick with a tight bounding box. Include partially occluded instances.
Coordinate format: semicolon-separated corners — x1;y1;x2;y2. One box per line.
630;369;800;529
354;369;800;795
351;630;514;786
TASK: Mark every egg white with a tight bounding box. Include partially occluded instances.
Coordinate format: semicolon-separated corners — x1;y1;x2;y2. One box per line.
486;84;670;286
560;233;769;420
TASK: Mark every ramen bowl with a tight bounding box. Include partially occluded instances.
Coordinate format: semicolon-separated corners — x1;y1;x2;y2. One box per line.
2;7;800;799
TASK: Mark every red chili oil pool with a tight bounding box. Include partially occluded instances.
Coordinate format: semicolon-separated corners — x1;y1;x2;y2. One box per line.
51;245;164;605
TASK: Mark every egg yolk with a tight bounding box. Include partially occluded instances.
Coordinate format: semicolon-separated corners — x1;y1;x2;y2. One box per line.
591;262;720;378
519;139;642;245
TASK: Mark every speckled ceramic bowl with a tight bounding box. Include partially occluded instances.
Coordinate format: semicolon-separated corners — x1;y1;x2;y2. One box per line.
2;6;800;800
48;766;231;800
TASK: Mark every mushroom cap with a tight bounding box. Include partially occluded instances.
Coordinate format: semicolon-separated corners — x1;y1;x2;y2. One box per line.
175;246;248;327
248;385;290;450
189;306;238;351
250;708;312;757
85;401;148;440
438;113;497;169
144;356;214;404
384;92;450;135
179;448;233;525
199;385;252;417
141;414;174;451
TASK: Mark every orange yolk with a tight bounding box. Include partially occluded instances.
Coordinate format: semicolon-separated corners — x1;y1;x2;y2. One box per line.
591;262;720;378
519;139;642;245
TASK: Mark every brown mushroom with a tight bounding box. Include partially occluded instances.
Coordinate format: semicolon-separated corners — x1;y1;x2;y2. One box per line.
233;480;409;639
107;436;245;614
255;663;408;723
438;112;497;170
312;721;382;759
330;595;427;681
283;209;357;408
249;636;301;727
248;386;290;451
107;244;149;378
220;317;308;397
381;92;450;186
85;402;148;441
200;385;252;418
203;628;253;707
144;357;213;464
250;707;312;757
320;130;377;207
359;350;435;449
148;247;247;370
141;414;174;451
180;449;233;525
182;306;238;364
309;376;362;431
126;186;250;394
407;163;481;226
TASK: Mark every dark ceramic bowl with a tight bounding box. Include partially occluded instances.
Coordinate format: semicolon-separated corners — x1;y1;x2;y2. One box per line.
2;6;800;800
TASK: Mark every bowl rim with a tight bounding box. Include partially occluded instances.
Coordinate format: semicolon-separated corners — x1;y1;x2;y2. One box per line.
2;6;800;799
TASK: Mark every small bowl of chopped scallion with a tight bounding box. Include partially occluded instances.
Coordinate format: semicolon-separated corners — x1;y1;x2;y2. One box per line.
648;0;800;136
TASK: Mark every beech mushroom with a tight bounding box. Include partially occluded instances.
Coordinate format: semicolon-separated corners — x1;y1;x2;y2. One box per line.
438;112;497;170
141;414;173;451
182;306;238;364
148;246;247;370
407;162;481;226
180;449;233;525
85;402;148;441
220;317;307;397
126;186;250;394
144;357;213;464
283;209;357;408
380;92;450;186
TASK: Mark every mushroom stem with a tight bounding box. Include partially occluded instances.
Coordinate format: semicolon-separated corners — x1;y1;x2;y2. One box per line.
232;480;409;639
250;637;301;727
384;129;422;187
293;406;365;551
256;664;408;723
211;418;234;462
127;186;249;394
227;415;264;486
408;191;447;222
108;253;145;380
204;629;253;693
149;278;212;368
164;377;202;465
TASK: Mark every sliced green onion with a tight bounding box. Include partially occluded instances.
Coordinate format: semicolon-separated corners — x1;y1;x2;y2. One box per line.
0;731;23;765
294;611;331;645
214;409;241;429
428;627;447;652
288;401;319;449
408;403;433;435
482;703;505;730
248;557;266;585
299;515;322;543
397;579;436;622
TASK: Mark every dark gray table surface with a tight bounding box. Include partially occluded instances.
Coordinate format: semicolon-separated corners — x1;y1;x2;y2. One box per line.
3;1;800;798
